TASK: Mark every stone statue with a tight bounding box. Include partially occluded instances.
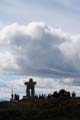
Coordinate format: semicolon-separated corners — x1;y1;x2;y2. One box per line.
24;78;36;98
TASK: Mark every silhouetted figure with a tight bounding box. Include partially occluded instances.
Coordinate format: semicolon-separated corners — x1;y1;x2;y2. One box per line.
14;94;19;102
25;78;37;98
72;91;76;98
58;89;70;99
53;91;58;98
10;89;14;102
11;94;13;101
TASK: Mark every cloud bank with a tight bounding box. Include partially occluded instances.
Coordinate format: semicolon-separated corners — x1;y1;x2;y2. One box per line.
0;22;80;78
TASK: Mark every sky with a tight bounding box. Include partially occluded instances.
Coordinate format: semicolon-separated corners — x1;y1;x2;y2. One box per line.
0;0;80;100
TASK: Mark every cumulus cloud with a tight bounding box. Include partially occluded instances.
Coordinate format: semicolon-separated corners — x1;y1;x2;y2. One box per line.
0;21;80;79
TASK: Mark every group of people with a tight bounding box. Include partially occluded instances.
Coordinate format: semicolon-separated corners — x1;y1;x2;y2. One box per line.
34;89;76;101
10;89;76;102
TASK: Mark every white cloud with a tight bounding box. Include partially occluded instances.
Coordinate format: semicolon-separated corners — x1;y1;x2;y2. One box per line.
0;22;80;78
0;21;80;88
